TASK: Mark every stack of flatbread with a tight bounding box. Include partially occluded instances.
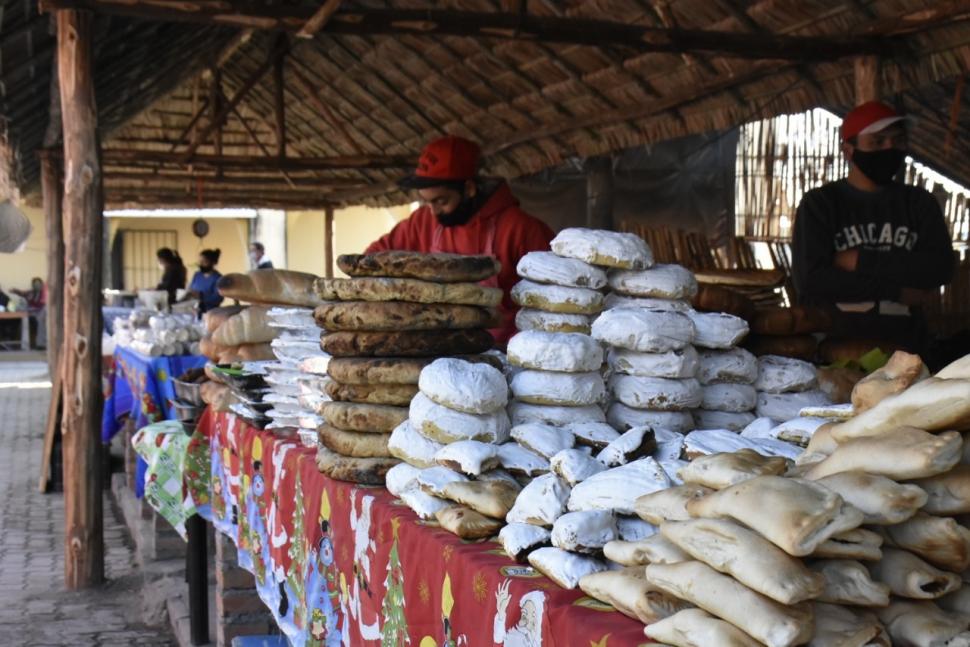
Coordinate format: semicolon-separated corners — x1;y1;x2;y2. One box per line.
572;352;970;647
312;251;503;484
592;261;701;435
385;356;516;540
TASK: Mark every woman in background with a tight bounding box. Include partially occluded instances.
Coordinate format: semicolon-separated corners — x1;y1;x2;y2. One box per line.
156;247;187;306
185;248;223;314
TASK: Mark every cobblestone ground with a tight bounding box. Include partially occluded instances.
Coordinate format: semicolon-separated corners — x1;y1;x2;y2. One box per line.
0;361;176;647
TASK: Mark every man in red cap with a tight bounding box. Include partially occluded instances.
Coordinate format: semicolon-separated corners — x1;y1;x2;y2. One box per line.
791;101;954;353
366;135;554;346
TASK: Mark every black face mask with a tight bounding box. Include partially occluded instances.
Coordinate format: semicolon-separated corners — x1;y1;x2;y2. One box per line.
435;193;479;227
851;148;905;186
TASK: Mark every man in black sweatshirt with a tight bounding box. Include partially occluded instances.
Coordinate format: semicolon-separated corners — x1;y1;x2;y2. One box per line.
791;101;954;353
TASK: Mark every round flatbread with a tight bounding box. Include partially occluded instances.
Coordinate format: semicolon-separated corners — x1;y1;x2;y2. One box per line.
317;425;392;458
315;446;399;484
324;381;418;406
326;354;502;385
515;309;591;334
516;251;608;289
507;330;603;373
314;301;499;332
315;276;502;306
511;280;604;315
320;329;494;357
608;264;698;300
320;401;409;433
336;251;500;283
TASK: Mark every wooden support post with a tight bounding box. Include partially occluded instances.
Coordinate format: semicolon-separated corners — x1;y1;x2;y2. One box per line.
585;155;614;230
40;151;64;375
56;7;104;590
854;55;881;104
324;205;334;279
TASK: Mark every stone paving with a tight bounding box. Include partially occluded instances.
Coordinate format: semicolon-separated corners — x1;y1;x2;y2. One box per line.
0;361;176;647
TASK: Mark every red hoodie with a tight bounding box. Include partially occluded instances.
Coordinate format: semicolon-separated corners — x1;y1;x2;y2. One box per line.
366;181;553;346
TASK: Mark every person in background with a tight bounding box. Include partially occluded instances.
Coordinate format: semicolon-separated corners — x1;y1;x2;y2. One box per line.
249;242;274;269
366;135;554;346
156;247;187;306
11;277;46;349
791;101;955;355
184;249;223;315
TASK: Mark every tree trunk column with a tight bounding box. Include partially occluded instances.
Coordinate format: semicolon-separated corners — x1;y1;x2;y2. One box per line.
57;7;105;590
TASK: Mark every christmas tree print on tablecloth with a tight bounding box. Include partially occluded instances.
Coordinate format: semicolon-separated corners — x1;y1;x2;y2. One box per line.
381;516;408;646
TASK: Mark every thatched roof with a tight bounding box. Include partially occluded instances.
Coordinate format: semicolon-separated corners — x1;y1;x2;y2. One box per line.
2;0;969;209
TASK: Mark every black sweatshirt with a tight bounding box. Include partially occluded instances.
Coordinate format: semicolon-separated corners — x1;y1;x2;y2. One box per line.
791;179;954;306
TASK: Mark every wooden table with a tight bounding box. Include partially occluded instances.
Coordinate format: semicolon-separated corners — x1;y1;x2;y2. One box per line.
0;311;29;351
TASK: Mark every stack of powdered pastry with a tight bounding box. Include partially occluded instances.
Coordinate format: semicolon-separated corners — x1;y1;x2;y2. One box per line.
312;251;503;485
384;357;516;539
752;355;834;425
592;259;701;435
688;311;758;433
575;353;970;647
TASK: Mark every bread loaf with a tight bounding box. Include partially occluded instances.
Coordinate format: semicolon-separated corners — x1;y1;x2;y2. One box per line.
321;329;493;358
315;276;502;307
337;251;500;283
217;269;319;307
314;301;499;332
211;306;275;346
202;306;243;334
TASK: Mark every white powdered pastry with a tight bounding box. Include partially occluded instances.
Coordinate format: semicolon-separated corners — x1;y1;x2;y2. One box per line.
610;375;703;411
603;293;692;312
654;428;686;462
597;426;657;467
550;448;607;485
418;358;508;414
528;547;608;589
410;392;512;444
739;417;778;439
568;458;672;515
511;423;575;459
298;355;331;376
686;311;750;350
693;409;756;432
617;516;658;541
591;308;694;352
399;482;449;520
385;462;421;497
506;473;570;527
701;383;758;413
434;440;500;477
388;420;443;468
607;403;694;433
684;429;801;460
499;523;552;561
497;442;550;477
508;401;606;426
608;346;699;378
771;417;830;445
566;422;620;449
697;348;759;385
756;390;832;422
416;466;468;497
550;227;653;270
608;264;698;300
511;279;604;315
754;355;818;393
552;510;618;553
516;251;608;289
515;309;591;335
507;330;604;373
510;369;605;406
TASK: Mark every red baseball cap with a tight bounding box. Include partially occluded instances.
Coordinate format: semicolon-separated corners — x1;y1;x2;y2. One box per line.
398;135;481;189
841;101;908;141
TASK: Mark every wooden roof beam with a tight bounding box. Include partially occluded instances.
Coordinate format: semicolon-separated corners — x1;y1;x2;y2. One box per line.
36;3;894;61
97;149;415;171
296;0;342;39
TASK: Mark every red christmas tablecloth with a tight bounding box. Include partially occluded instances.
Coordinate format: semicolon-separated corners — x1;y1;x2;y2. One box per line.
193;408;650;647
